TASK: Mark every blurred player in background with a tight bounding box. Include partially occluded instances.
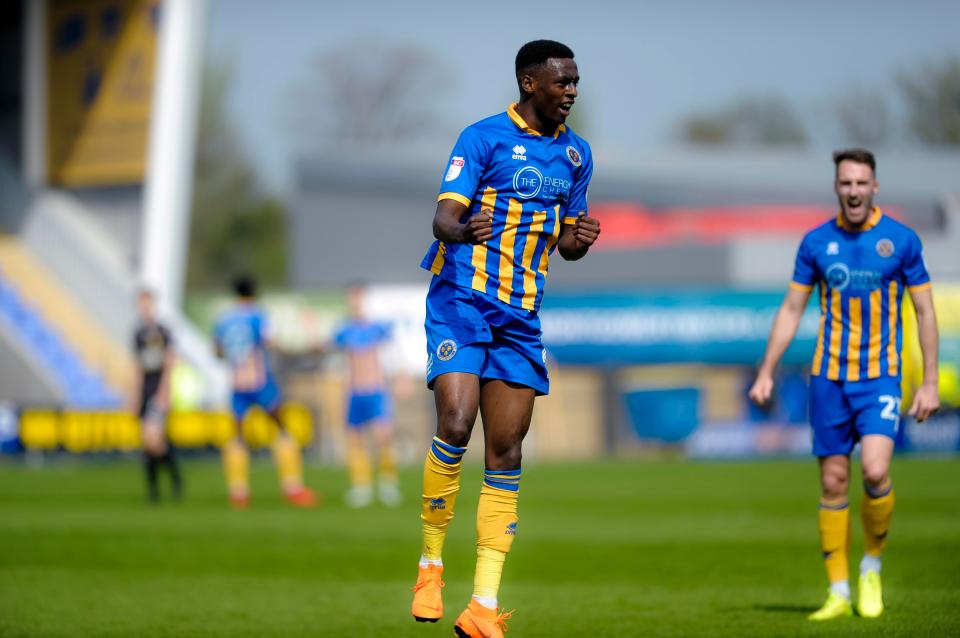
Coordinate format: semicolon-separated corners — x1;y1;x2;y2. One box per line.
749;149;940;620
214;275;317;509
332;284;402;508
132;289;182;503
411;40;600;638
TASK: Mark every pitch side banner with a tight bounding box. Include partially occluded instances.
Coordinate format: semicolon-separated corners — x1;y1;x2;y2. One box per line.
540;290;820;366
47;0;159;186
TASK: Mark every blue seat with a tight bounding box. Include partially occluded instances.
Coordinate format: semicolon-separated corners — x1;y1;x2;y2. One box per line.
0;274;121;409
623;387;701;443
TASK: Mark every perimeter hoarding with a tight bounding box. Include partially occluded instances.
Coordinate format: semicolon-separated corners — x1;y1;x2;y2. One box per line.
541;290;820;366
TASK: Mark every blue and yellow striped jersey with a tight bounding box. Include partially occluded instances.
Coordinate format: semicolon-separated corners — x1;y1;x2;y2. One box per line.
214;304;274;392
791;208;930;381
420;103;593;312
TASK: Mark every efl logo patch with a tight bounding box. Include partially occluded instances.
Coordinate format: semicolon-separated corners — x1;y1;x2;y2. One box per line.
876;239;895;258
437;339;457;361
565;145;582;167
444;156;464;182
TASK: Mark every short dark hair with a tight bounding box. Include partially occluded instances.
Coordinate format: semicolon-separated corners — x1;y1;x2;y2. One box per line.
833;148;876;175
232;274;257;298
515;39;574;87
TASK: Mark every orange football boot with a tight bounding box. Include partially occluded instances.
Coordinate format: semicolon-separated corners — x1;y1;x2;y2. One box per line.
411;564;444;622
454;599;513;638
285;487;319;508
229;493;250;509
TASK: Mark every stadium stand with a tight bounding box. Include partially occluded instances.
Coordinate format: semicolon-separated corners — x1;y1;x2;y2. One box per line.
0;257;119;408
0;231;127;404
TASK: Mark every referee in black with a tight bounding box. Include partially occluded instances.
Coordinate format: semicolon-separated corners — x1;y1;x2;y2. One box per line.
133;289;182;502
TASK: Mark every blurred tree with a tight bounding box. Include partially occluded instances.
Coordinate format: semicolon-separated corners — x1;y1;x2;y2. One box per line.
290;42;452;145
187;62;287;290
679;95;808;147
834;89;890;148
898;57;960;146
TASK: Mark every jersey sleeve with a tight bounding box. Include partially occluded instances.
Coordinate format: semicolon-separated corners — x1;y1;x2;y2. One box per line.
160;325;173;350
212;317;224;348
790;234;817;291
563;141;593;224
376;321;393;342
256;312;272;345
333;325;348;348
437;126;489;208
903;230;931;290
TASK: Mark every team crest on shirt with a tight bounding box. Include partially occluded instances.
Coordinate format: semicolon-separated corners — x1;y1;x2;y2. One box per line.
827;241;839;255
444;157;464;182
565;145;582;167
437;339;457;361
875;239;895;258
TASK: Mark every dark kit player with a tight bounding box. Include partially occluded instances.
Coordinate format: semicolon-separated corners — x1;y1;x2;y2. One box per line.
132;289;182;503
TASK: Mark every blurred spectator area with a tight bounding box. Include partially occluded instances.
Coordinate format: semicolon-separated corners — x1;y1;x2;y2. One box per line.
291;149;960;290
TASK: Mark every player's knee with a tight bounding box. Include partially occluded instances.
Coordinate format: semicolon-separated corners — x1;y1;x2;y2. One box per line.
486;445;522;471
436;409;473;447
862;462;889;488
436;423;470;448
821;473;848;499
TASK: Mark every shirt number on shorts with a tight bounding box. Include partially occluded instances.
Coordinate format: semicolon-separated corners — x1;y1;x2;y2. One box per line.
878;394;902;431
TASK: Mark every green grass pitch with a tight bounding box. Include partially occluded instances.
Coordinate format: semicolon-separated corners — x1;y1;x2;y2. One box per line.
0;456;958;637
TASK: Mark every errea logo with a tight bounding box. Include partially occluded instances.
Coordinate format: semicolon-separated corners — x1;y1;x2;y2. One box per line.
512;145;527;161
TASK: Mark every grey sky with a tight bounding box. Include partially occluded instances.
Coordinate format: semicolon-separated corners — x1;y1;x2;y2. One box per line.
206;0;960;192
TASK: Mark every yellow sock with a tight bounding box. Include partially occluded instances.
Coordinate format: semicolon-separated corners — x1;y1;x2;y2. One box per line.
474;546;507;602
223;439;249;498
421;436;467;561
861;481;895;556
347;437;373;488
819;498;850;584
473;469;521;604
378;444;398;485
272;433;303;494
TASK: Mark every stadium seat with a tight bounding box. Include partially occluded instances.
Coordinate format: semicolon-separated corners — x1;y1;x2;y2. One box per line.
0;271;120;409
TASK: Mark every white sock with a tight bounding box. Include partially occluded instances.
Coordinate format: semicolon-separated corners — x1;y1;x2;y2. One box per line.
830;580;851;600
419;555;443;569
860;554;882;575
472;595;497;610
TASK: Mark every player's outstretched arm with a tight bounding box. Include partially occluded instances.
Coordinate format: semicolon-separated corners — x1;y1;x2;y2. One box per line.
432;199;493;244
908;286;940;422
558;212;601;261
748;286;810;405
